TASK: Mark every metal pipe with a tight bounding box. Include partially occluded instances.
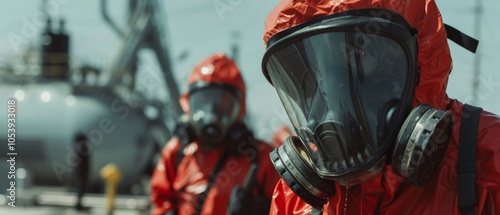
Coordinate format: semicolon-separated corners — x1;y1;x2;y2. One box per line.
100;0;124;37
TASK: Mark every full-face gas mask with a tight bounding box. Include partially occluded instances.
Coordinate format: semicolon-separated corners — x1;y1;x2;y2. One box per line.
262;9;454;208
187;82;242;148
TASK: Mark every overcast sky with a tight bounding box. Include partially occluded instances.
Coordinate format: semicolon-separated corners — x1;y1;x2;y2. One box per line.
0;0;499;140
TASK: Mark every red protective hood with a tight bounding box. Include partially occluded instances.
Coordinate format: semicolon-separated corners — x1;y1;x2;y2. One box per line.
180;53;246;121
263;0;453;109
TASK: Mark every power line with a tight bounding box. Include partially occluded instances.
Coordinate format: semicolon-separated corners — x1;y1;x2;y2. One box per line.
471;0;483;105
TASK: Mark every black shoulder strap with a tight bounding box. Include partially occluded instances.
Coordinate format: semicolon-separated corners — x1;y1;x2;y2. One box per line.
194;150;230;215
458;103;482;215
444;24;479;53
176;140;188;167
241;138;260;193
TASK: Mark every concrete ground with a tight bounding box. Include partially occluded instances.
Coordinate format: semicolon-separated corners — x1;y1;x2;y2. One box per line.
0;206;150;215
0;185;151;215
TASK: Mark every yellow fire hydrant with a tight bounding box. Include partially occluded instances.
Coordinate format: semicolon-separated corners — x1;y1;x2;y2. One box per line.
100;163;122;215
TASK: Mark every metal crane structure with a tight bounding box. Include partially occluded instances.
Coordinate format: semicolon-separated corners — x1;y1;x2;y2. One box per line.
100;0;182;117
0;0;182;205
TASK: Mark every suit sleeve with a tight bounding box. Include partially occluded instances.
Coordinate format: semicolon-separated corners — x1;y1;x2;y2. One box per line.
269;179;313;215
150;137;181;215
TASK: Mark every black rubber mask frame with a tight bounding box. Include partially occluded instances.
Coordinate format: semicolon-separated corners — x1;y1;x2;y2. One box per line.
262;8;419;185
188;82;242;148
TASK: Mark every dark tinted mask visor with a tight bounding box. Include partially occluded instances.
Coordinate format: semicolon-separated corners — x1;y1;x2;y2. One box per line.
189;84;241;142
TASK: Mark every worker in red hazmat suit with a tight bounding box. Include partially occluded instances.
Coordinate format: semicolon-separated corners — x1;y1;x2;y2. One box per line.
260;0;500;214
150;53;280;215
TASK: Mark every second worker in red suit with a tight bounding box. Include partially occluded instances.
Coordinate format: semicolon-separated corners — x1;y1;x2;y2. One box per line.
150;53;280;215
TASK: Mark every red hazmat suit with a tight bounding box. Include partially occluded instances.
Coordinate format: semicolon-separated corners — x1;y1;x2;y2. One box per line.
263;0;500;214
150;53;280;215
